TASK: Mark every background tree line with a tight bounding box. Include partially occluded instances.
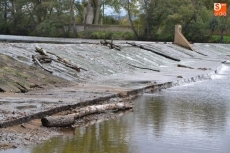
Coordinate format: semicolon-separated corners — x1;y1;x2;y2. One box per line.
0;0;229;42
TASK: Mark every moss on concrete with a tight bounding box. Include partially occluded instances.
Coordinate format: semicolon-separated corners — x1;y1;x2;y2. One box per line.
0;54;70;93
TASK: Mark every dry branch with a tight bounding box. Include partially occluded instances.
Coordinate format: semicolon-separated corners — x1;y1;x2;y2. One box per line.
127;63;160;72
41;102;133;127
126;42;181;62
32;55;53;73
34;47;87;72
177;64;194;69
35;46;48;56
100;40;121;51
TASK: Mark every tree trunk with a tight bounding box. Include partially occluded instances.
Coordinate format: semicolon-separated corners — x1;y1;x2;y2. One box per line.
83;6;88;30
93;0;102;24
71;0;78;37
127;0;139;39
102;1;104;24
41;102;133;127
4;0;7;22
84;1;94;24
143;0;150;39
36;1;42;24
219;28;224;43
73;16;78;37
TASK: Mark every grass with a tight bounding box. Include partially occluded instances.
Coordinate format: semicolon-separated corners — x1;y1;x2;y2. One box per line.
211;35;230;43
78;31;136;40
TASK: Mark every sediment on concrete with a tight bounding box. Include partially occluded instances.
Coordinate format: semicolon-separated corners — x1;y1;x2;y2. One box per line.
0;70;215;128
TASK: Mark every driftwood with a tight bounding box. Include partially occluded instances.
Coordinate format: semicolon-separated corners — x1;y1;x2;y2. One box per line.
177;64;194;69
34;47;87;72
197;67;211;71
100;40;121;51
35;46;48;56
127;63;160;72
32;55;53;73
41;114;75;127
41;102;133;127
34;54;52;63
126;42;181;62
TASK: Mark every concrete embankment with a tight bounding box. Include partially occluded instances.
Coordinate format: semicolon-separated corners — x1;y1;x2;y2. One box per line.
0;35;230;128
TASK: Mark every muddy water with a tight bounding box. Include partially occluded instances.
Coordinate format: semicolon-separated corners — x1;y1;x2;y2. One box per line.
2;65;230;153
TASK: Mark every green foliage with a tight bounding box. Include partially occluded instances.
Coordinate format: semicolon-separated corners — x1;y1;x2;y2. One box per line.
90;32;114;39
0;0;229;43
211;35;230;43
0;22;10;34
80;31;135;40
103;16;119;25
209;17;219;34
35;15;68;37
121;31;135;40
90;32;106;39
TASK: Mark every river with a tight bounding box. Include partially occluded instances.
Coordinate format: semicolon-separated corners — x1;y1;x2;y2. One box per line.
2;64;230;153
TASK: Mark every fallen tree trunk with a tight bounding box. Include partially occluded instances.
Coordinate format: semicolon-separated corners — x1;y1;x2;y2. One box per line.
127;63;160;72
41;102;133;127
41;114;75;127
126;42;181;62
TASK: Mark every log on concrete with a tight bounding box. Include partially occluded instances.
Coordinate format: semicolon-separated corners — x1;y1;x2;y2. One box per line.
41;102;133;127
41;114;75;127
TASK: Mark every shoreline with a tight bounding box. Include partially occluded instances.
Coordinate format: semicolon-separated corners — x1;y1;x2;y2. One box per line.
0;66;216;128
0;65;222;151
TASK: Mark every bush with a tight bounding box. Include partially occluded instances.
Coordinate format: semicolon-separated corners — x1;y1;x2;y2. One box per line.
90;32;106;39
122;32;135;40
80;31;136;40
210;35;230;43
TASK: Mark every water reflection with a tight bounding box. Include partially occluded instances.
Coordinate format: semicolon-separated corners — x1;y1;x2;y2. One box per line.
19;65;230;153
31;117;132;153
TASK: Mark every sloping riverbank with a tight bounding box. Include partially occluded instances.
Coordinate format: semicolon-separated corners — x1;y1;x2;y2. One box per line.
0;35;230;150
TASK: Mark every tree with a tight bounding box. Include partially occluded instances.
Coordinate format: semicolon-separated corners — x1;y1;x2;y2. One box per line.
127;0;139;39
209;17;219;37
218;1;230;43
218;17;230;43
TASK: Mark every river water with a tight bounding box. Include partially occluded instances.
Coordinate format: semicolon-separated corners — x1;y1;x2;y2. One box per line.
2;64;230;153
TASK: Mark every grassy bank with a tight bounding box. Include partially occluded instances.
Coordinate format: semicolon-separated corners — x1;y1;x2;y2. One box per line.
78;31;136;40
210;35;230;43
